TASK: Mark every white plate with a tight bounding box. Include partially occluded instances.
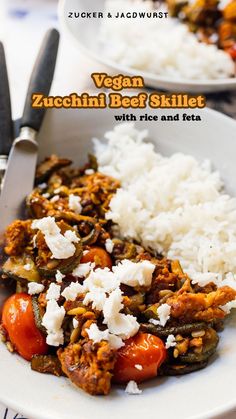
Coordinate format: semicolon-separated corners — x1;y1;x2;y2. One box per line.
0;107;236;419
58;0;236;93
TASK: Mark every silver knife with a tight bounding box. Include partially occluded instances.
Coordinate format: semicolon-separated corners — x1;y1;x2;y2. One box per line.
0;29;60;232
0;42;14;188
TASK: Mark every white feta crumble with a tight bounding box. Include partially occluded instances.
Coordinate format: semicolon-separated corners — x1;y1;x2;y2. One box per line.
50;195;59;203
220;299;236;314
32;235;37;248
61;282;85;301
165;334;177;349
38;182;47;190
73;318;79;329
85;169;95;175
103;288;139;339
42;299;65;346
135;364;143;370
32;216;79;259
113;259;155;288
23;263;31;271
54;188;61;194
46;283;61;301
125;381;142;395
86;323;124;349
55;270;65;284
46;329;64;347
105;238;114;253
28;282;44;295
72;262;95;278
149;304;171;327
83;250;89;256
68;194;82;214
42;193;50;199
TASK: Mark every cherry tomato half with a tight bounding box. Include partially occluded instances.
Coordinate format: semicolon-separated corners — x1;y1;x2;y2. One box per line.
2;293;48;361
113;332;167;383
226;44;236;60
81;246;112;269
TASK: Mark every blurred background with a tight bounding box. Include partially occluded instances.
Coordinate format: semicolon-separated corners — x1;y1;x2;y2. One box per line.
0;0;105;119
0;0;236;120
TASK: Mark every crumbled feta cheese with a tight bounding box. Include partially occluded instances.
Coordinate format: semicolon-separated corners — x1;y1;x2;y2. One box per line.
149;304;171;327
50;195;59;203
61;282;85;301
68;194;82;214
28;282;44;295
125;381;142;395
108;334;125;350
85;169;95;175
83;250;89;256
83;268;119;295
113;259;155;288
46;283;61;301
72;262;94;278
32;216;79;259
220;299;236;314
105;238;114;253
149;318;160;326
42;193;50;199
73;318;79;329
165;334;177;349
86;323;109;342
38;182;47;190
42;299;65;346
135;364;143;370
86;323;124;349
157;304;171;326
32;235;37;248
23;263;31;271
83;290;106;311
60;260;156;345
103;288;139;339
55;270;65;284
46;329;64;347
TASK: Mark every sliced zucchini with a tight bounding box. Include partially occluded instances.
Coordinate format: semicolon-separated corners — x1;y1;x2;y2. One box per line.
140;321;209;337
143;303;159;320
2;254;41;283
179;328;219;364
32;297;46;334
159;360;208;376
112;239;137;260
31;355;63;377
35;155;71;184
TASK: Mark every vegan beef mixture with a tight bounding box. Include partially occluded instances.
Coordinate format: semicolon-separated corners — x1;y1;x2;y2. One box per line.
0;154;236;396
151;0;236;60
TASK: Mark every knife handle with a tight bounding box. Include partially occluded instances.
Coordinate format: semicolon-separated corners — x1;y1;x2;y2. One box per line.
0;42;13;155
20;28;60;132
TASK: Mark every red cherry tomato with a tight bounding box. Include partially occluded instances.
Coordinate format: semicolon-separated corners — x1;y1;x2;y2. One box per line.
81;246;112;269
225;44;236;60
113;332;167;383
2;293;48;361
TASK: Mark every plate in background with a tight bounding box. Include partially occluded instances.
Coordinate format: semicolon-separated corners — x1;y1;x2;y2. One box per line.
58;0;236;93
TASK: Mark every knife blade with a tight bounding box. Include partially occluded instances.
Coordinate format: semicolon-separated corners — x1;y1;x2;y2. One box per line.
0;42;14;186
0;28;59;232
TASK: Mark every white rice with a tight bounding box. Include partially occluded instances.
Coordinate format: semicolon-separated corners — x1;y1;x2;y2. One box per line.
99;0;234;80
94;123;236;291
